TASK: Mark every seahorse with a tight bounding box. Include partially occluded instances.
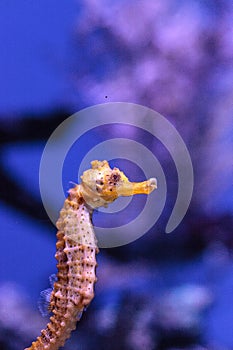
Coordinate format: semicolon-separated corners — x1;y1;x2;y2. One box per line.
25;160;157;350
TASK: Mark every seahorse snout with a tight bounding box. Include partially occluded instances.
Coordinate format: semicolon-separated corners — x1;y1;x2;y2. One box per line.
116;177;157;197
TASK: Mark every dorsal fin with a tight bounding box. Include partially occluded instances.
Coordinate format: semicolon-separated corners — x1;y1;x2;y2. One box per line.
38;274;57;317
49;273;57;288
38;288;53;317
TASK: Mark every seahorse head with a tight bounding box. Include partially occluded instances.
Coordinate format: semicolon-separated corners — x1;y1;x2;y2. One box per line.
80;160;157;209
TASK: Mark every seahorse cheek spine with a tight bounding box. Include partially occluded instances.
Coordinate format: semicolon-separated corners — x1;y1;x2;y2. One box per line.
25;185;98;350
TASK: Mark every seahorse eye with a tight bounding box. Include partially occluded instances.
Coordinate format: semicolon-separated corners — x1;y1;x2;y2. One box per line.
110;173;120;183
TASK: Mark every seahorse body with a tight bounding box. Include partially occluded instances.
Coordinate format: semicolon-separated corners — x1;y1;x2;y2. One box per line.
25;160;157;350
26;187;98;350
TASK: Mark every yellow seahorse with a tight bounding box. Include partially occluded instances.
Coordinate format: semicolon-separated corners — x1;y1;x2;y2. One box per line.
25;160;157;350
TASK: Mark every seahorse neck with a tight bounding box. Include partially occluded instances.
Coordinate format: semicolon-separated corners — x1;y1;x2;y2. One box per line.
59;185;97;248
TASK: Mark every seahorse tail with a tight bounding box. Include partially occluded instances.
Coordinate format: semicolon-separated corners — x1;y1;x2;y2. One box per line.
24;306;83;350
